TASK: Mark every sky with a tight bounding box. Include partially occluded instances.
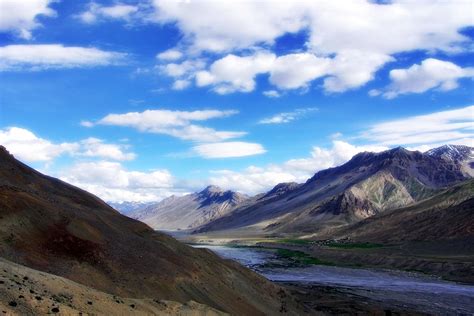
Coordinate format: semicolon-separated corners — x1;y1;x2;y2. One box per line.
0;0;473;202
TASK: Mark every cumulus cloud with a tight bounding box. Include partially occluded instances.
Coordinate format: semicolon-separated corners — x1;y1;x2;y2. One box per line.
322;50;393;92
160;59;205;78
209;141;388;194
195;52;275;94
172;79;191;90
150;0;472;94
0;127;136;163
0;0;56;39
0;127;78;162
77;138;136;161
372;59;474;98
77;2;139;24
361;105;474;147
156;49;183;61
192;142;266;158
0;44;126;71
190;50;393;93
269;53;330;90
151;1;471;55
60;161;177;202
259;108;318;125
91;109;246;142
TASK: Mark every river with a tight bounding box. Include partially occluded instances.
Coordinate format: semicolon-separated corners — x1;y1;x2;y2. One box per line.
193;244;474;315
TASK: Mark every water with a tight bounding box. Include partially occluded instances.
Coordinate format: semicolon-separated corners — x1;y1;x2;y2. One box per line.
192;244;274;267
193;244;474;314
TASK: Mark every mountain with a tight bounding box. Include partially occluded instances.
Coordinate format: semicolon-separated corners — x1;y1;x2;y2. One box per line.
108;201;154;215
130;185;248;230
196;145;473;235
329;179;474;243
0;146;302;315
426;144;474;177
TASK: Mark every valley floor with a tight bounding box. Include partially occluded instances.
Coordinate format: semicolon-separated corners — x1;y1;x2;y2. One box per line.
181;232;474;315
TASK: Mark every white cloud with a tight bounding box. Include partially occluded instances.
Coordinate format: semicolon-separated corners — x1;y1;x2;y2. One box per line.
192;50;393;93
322;50;393;92
149;0;472;94
361;105;474;147
92;109;245;142
263;90;281;98
259;108;318;124
209;141;388;194
78;138;136;161
159;59;205;90
374;59;474;98
0;127;78;162
193;142;266;158
0;0;56;39
60;161;176;202
151;1;472;55
269;53;330;90
151;1;305;53
0;44;126;71
195;52;275;94
156;49;183;61
172;79;191;90
161;59;205;78
80;120;94;128
77;3;139;24
0;127;136;163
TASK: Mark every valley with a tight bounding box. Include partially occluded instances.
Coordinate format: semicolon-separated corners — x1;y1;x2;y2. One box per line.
186;243;474;315
1;144;473;315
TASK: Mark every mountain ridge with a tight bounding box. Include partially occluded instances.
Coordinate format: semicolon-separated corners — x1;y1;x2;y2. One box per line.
128;185;248;230
195;145;473;235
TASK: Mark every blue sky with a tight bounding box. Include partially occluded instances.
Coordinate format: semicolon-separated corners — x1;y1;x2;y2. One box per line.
0;0;473;202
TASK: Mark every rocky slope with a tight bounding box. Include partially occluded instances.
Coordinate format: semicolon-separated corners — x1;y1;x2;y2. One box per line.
0;257;226;315
196;145;473;235
0;146;303;315
130;185;248;230
330;179;474;243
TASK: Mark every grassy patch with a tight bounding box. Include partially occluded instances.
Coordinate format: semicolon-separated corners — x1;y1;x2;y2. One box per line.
276;249;334;266
325;242;383;249
278;238;313;245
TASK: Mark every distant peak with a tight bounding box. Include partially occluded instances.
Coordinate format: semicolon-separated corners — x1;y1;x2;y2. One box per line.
200;185;224;195
388;146;410;154
426;144;473;161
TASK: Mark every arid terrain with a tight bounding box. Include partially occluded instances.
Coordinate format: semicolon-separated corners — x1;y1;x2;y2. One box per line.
0;146;305;315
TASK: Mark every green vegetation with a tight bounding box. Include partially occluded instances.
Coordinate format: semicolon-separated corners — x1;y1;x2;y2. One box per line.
278;238;313;245
325;242;383;249
276;249;334;266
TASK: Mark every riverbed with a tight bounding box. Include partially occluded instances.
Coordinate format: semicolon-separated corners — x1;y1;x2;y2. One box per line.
193;244;474;315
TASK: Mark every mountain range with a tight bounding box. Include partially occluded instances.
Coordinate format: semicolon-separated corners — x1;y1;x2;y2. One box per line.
128;185;248;230
0;145;302;315
197;145;473;235
119;145;473;237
